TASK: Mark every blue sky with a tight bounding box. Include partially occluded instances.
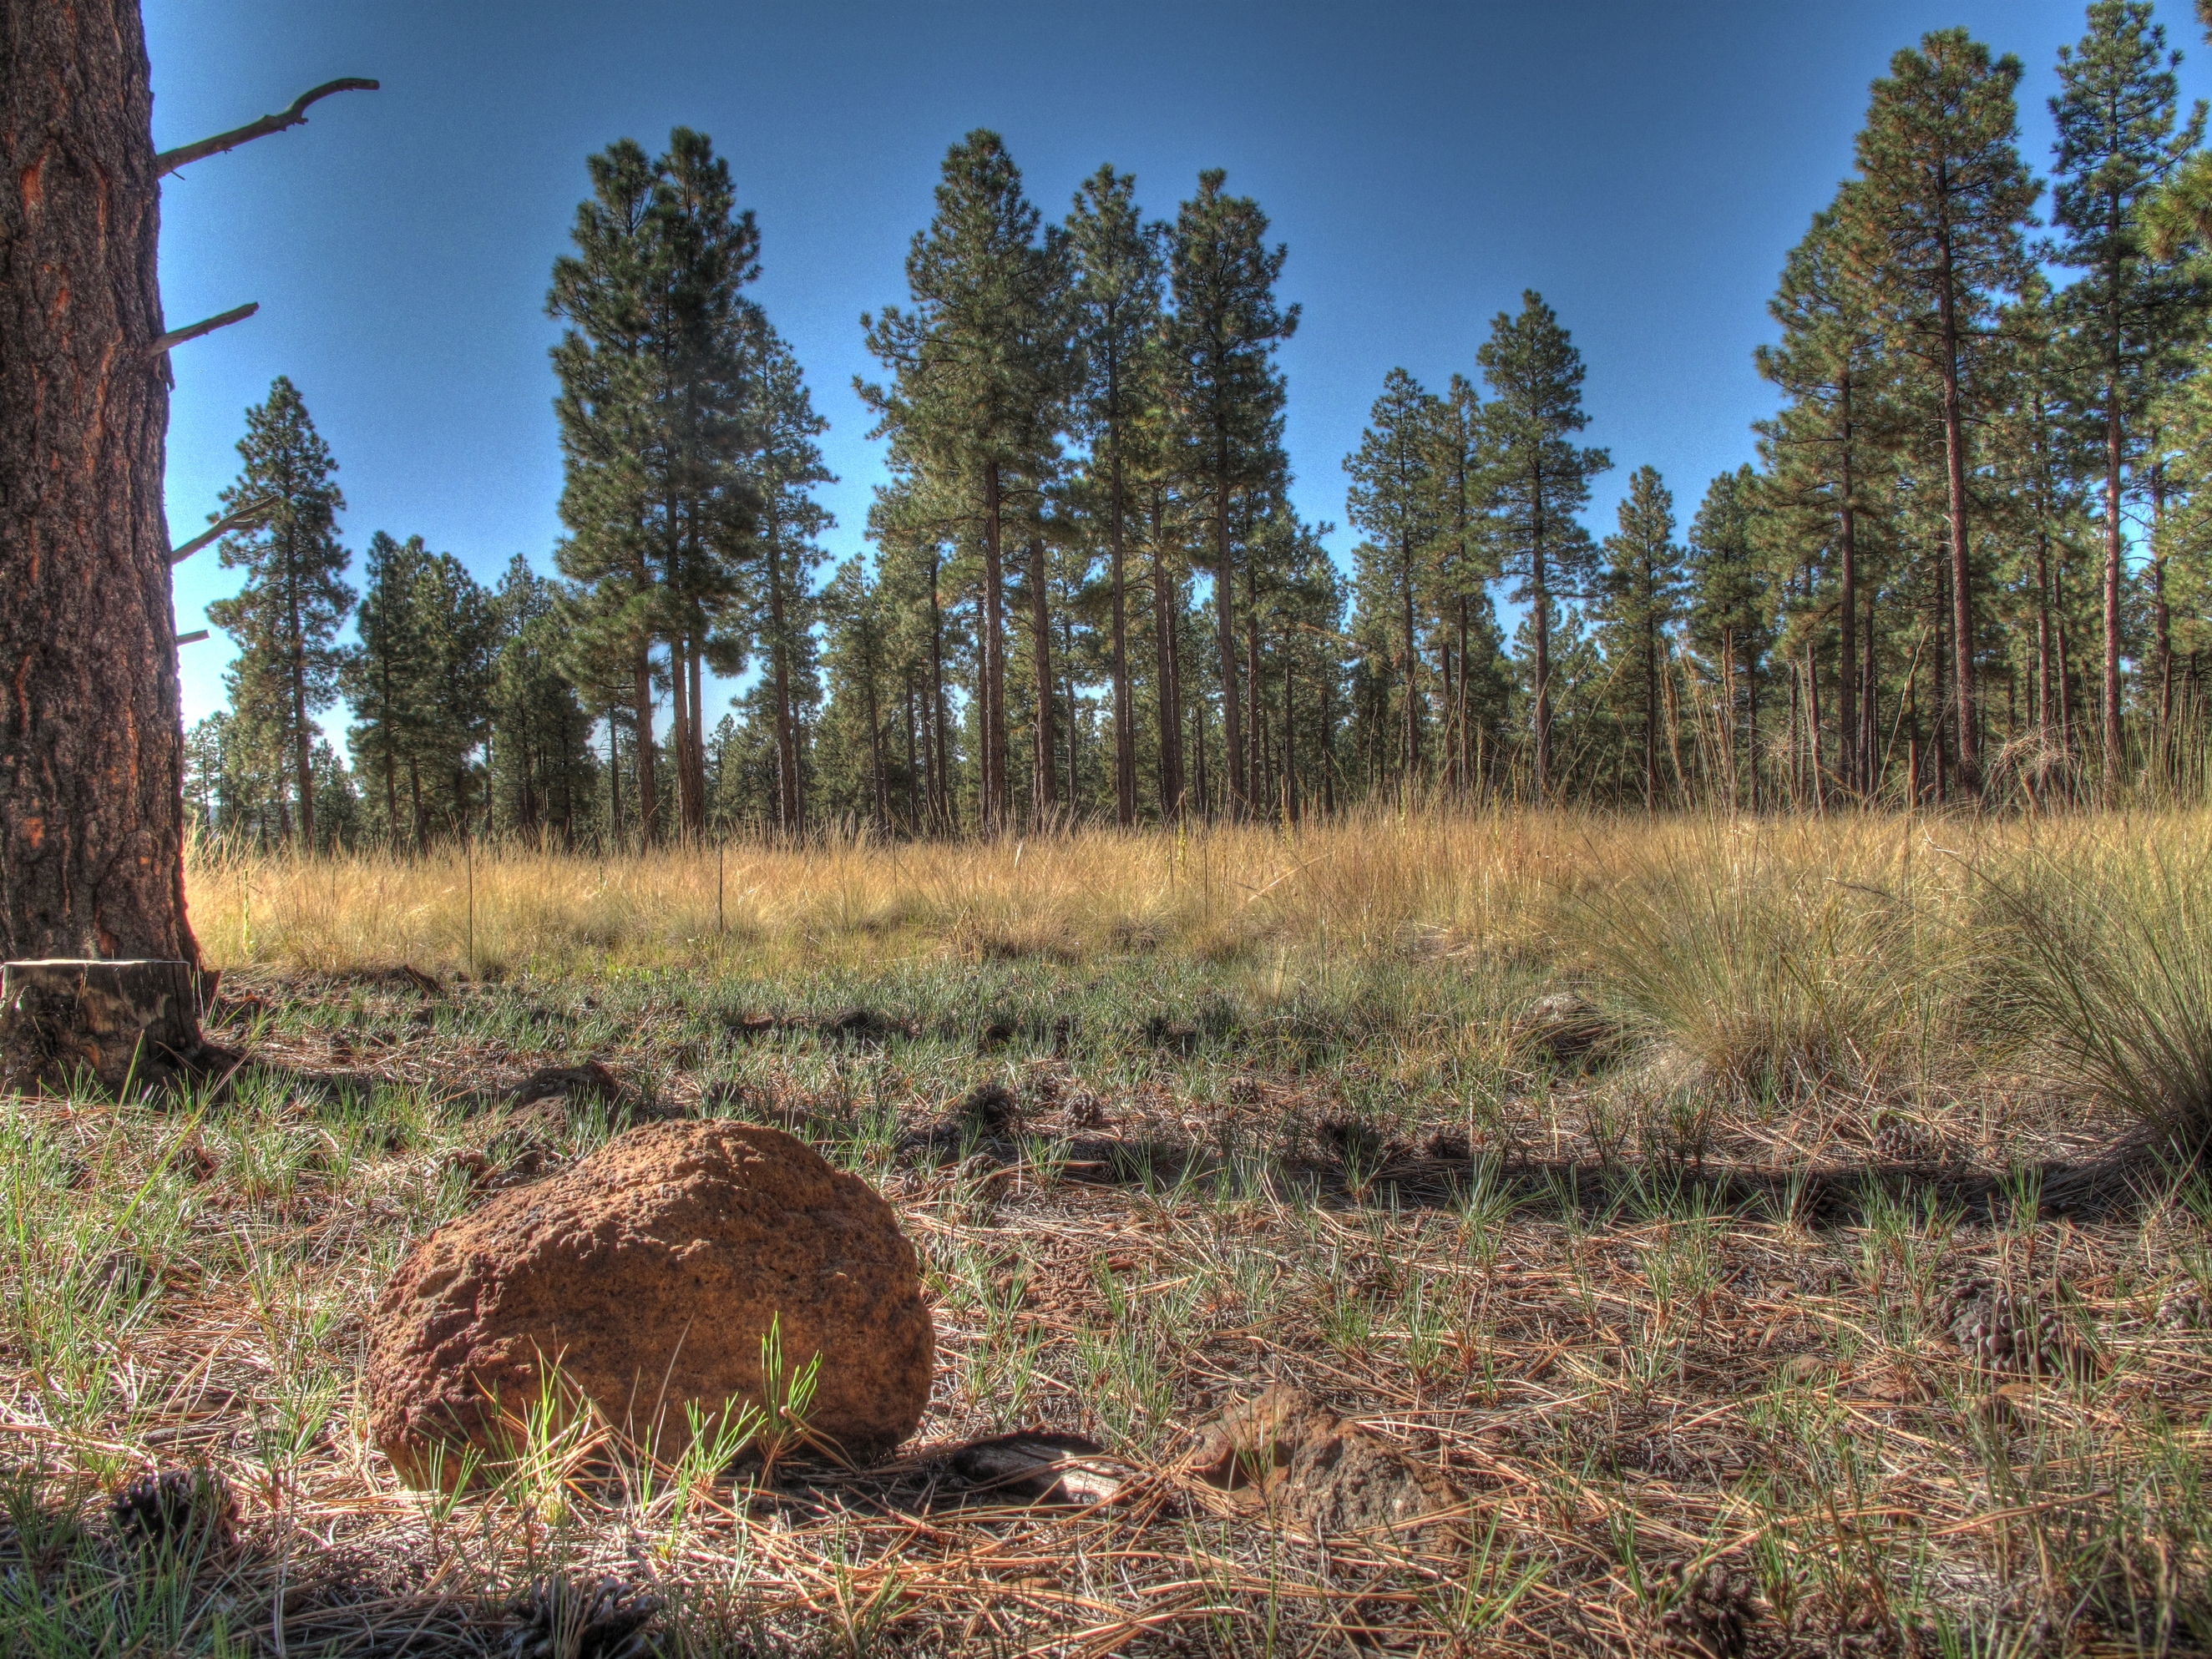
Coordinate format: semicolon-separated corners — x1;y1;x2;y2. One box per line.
149;0;2212;731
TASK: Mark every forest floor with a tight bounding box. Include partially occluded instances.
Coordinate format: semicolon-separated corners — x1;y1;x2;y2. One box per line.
5;813;2212;1656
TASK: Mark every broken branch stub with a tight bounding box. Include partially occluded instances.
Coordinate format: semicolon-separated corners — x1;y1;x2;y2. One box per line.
155;79;380;176
0;959;205;1092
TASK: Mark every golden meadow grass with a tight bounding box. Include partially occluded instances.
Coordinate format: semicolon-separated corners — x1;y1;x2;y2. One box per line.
189;803;2159;978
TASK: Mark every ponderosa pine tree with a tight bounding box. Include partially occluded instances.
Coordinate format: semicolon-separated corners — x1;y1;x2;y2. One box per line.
2050;0;2204;780
0;3;371;962
1344;368;1442;787
744;321;834;832
490;556;597;845
1427;374;1498;793
1759;200;1891;798
1594;467;1687;808
1477;292;1608;803
1067;165;1165;826
1169;169;1298;819
549;138;666;844
861;132;1065;832
1688;467;1774;806
549;130;762;844
344;530;430;838
205;377;354;852
1843;28;2037;796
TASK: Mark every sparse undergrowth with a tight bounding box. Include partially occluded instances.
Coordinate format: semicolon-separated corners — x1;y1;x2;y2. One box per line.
6;812;2212;1654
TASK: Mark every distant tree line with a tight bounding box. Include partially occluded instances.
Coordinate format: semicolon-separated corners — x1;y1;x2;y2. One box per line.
187;4;2212;847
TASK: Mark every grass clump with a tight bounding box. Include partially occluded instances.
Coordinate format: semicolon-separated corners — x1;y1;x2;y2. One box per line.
1993;835;2212;1161
1562;819;1964;1102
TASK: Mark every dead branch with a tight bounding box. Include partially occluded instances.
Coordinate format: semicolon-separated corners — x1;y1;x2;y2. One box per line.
146;302;259;357
156;79;380;177
170;495;278;566
175;630;210;646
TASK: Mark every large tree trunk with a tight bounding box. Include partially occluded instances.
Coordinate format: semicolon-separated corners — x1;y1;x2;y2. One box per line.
0;0;200;969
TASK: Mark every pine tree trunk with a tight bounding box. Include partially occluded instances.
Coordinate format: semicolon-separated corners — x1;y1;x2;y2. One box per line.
632;644;658;847
767;524;800;833
1531;476;1552;806
1109;450;1135;826
1030;531;1055;822
1213;447;1243;820
2103;387;2125;787
0;0;200;969
1837;368;1860;800
669;633;694;840
1150;500;1184;818
1400;539;1420;787
982;462;1009;832
1933;208;1979;796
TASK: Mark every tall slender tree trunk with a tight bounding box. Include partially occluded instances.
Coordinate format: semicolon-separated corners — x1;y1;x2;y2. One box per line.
2102;385;2125;786
1456;596;1473;796
1531;473;1552;804
0;0;200;964
688;628;706;832
669;633;695;841
904;678;919;832
1213;444;1243;819
929;549;951;832
982;462;1009;832
1109;450;1135;824
288;558;316;852
632;644;658;847
1643;599;1658;811
2034;535;2053;745
1400;538;1420;787
1837;369;1860;800
2154;462;2173;769
1933;200;1979;796
1029;529;1055;822
1245;565;1263;808
1150;497;1183;817
766;524;800;832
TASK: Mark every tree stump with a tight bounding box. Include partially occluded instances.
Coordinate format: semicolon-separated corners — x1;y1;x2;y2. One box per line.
0;959;205;1093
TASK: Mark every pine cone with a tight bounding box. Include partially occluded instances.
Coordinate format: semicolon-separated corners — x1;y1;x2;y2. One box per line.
1941;1280;2087;1377
503;1574;661;1659
1870;1115;1942;1164
111;1467;235;1552
1657;1560;1760;1659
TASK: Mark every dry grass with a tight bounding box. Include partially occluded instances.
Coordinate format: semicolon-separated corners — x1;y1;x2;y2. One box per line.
7;809;2212;1654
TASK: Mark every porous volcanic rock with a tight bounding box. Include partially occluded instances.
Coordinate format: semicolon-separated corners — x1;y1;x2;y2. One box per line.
366;1120;933;1489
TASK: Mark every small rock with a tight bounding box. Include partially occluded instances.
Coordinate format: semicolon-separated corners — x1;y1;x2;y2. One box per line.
1512;991;1620;1067
952;1432;1123;1507
366;1120;934;1490
1187;1383;1461;1545
510;1061;626;1110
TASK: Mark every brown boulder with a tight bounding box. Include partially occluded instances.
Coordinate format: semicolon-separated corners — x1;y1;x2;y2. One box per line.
366;1120;934;1489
